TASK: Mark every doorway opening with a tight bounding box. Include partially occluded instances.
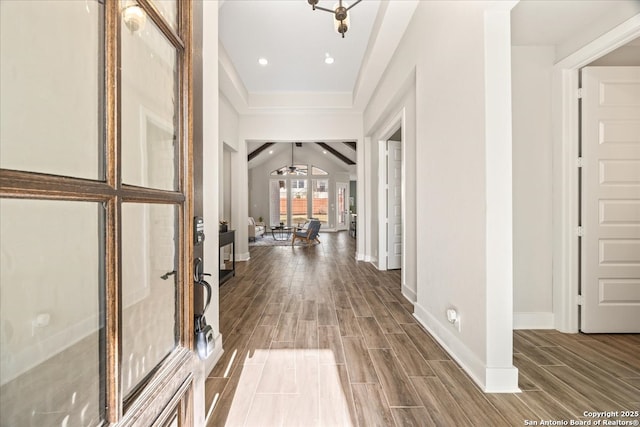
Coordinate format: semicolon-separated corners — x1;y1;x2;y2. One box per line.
387;128;403;270
554;24;640;333
577;64;640;333
377;120;404;272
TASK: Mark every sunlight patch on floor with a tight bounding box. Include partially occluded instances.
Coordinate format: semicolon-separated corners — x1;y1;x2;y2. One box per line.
224;349;353;426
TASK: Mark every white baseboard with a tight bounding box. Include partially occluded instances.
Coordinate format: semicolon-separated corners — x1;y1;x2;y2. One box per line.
414;302;520;393
401;284;416;303
237;252;250;262
356;252;365;261
513;312;555;330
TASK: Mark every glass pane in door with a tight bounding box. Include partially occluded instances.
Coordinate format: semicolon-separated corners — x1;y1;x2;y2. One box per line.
0;0;104;180
0;199;104;426
291;179;308;226
269;180;287;226
121;203;178;397
312;179;328;225
337;185;346;226
121;4;178;191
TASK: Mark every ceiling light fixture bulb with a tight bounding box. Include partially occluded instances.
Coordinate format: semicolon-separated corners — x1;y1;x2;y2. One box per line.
333;2;350;38
324;53;334;64
258;57;268;66
308;0;361;38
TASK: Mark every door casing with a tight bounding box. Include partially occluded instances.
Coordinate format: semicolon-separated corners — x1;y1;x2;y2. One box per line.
376;108;406;277
552;17;640;333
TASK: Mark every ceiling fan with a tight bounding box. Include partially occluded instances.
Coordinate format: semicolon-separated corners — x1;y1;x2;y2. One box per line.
287;143;299;174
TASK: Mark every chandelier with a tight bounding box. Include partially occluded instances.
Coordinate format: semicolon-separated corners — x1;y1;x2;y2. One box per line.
307;0;363;38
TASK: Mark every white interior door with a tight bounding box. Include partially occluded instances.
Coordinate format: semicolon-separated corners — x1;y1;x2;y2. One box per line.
387;140;402;270
580;66;640;333
336;182;349;231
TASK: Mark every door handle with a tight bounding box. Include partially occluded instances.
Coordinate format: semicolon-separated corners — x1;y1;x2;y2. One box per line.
193;257;212;314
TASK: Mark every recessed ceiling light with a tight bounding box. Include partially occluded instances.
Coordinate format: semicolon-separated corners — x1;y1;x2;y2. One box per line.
258;57;268;66
323;150;327;154
324;53;334;65
268;150;273;154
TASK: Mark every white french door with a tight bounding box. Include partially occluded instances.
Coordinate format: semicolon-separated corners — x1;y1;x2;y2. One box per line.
387;140;402;270
580;66;640;333
336;182;349;231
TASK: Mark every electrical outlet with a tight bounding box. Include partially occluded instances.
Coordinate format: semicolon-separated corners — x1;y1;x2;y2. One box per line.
446;308;461;332
31;313;50;336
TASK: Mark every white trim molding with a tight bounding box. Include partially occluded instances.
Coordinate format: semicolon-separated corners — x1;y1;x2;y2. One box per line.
401;285;416;303
552;14;640;333
414;303;520;393
513;312;555;330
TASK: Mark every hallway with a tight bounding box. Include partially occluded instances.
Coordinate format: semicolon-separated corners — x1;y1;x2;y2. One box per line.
205;232;639;426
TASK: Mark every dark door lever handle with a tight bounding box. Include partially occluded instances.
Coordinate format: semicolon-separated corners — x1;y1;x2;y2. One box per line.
195;278;212;314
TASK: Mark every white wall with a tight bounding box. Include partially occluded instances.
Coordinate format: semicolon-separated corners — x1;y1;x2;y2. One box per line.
201;1;221;382
220;94;240;228
220;94;240;151
511;46;555;329
363;1;518;392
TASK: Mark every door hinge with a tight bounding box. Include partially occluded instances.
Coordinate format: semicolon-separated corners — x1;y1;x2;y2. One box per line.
577;294;584;306
576;157;583;168
576;226;584;237
577;88;583;99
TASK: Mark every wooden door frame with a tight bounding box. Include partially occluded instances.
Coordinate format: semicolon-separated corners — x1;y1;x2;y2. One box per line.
552;16;640;333
0;0;196;424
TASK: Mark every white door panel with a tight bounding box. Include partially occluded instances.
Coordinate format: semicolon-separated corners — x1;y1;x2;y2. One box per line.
581;66;640;333
336;182;349;231
387;140;402;270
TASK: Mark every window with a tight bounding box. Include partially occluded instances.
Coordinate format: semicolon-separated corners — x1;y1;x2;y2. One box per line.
268;165;334;226
311;166;328;175
312;179;329;225
291;179;308;225
270;165;308;176
269;179;287;225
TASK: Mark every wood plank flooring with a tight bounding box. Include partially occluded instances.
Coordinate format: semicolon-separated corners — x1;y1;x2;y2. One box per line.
205;232;640;426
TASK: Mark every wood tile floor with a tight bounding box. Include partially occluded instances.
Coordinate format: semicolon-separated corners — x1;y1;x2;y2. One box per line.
205;232;640;426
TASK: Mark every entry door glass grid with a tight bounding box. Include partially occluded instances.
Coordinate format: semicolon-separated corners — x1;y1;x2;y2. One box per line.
0;0;190;424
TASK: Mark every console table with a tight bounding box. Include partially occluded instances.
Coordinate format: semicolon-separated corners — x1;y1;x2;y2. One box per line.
219;230;235;285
